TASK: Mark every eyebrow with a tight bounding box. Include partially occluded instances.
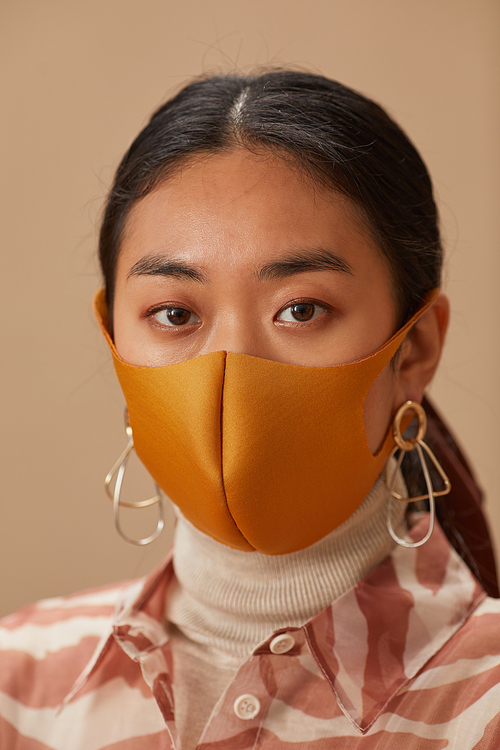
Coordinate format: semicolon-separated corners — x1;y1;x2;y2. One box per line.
127;255;207;283
127;247;354;284
257;248;354;281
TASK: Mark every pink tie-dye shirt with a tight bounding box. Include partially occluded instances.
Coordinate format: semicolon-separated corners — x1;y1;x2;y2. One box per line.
1;516;499;749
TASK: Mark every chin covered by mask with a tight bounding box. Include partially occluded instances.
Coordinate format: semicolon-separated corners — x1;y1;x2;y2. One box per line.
94;290;436;555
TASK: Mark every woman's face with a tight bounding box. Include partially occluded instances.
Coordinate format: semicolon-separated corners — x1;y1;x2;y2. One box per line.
113;149;430;453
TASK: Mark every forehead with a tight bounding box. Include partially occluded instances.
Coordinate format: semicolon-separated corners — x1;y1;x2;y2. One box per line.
118;148;385;279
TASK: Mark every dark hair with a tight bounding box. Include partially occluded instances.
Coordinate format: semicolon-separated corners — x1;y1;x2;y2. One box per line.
99;70;442;329
97;79;500;597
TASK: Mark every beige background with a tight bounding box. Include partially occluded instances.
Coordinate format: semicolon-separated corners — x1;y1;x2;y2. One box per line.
1;0;499;617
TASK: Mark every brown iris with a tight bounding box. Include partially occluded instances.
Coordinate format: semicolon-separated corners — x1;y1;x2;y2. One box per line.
166;307;192;325
289;303;316;322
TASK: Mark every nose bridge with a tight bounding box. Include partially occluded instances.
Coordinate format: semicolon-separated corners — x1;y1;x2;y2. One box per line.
206;308;267;358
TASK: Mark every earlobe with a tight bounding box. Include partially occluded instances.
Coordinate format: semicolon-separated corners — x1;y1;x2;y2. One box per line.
393;293;449;408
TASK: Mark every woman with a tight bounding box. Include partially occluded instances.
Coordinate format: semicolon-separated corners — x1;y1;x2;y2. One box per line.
1;71;499;749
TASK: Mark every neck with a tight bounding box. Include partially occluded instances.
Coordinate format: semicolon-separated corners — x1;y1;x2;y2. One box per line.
166;469;407;662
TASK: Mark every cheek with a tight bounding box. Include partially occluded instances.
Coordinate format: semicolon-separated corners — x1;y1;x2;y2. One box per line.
112;298;147;366
112;302;133;360
363;364;397;455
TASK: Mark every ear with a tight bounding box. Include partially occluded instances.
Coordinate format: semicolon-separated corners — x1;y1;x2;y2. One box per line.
392;293;450;409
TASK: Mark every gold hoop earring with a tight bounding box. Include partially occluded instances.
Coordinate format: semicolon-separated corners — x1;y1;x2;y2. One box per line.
104;411;164;546
386;400;451;549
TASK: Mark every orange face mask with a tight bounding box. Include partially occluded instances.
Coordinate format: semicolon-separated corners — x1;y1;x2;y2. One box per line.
94;290;436;554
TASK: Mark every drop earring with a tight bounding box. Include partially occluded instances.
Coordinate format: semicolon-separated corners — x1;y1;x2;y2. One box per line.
104;410;164;546
386;400;451;549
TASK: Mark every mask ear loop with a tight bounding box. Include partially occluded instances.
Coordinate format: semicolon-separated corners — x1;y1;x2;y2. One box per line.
386;401;451;549
105;410;165;546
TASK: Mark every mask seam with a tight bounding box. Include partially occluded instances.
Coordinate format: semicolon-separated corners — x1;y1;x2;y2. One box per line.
219;352;230;516
219;353;252;546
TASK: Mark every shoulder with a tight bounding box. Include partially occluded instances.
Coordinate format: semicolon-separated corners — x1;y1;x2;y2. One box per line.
0;580;134;711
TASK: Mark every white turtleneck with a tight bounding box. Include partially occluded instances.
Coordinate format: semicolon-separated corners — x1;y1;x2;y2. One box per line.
165;468;407;749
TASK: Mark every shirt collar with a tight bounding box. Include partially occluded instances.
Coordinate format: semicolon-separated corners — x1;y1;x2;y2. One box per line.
303;515;485;732
61;550;175;709
62;519;485;733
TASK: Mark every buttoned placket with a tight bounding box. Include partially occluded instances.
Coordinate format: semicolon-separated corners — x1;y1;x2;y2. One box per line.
112;616;340;748
198;628;303;745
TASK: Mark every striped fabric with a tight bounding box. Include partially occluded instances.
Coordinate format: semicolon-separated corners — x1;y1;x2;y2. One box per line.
1;515;500;749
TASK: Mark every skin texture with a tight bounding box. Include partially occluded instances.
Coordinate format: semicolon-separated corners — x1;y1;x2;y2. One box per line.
113;149;449;454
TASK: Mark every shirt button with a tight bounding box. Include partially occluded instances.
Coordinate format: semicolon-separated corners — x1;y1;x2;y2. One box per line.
269;634;295;654
233;694;261;720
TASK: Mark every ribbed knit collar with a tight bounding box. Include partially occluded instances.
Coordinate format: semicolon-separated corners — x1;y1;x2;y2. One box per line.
166;469;407;662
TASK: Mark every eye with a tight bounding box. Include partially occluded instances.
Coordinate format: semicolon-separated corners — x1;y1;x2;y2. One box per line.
150;306;201;327
276;300;329;324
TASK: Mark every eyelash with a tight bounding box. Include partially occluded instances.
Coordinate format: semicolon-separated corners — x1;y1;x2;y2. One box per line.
145;298;333;329
275;298;332;325
145;303;201;328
